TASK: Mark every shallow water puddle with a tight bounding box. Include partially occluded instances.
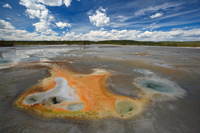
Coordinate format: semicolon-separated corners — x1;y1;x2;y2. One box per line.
139;80;173;93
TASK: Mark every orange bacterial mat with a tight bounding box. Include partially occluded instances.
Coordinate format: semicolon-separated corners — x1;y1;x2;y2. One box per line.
15;64;145;119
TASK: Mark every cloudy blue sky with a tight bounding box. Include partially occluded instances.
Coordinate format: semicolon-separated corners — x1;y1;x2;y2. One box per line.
0;0;200;41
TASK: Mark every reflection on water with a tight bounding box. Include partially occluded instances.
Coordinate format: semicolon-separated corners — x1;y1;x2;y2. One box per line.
0;46;71;69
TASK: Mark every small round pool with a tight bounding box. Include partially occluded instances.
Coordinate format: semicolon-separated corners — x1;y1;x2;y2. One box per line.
139;80;173;93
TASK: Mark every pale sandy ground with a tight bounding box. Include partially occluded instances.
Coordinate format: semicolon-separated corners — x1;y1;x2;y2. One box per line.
0;45;200;133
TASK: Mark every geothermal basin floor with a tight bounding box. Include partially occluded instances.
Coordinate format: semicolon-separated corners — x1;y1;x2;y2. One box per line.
0;45;200;133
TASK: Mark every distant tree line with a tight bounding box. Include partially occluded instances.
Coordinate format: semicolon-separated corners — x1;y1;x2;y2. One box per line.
0;40;15;47
0;39;199;47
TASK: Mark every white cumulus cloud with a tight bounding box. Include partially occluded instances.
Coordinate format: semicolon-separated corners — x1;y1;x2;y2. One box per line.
150;13;163;19
63;0;72;7
56;22;71;29
44;29;58;35
26;8;49;20
61;28;200;41
19;0;46;10
0;19;38;40
19;0;73;34
19;0;55;34
20;0;50;20
3;3;12;9
37;0;63;6
0;19;15;29
1;19;200;41
33;20;50;32
0;19;59;40
89;7;110;27
25;9;41;19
